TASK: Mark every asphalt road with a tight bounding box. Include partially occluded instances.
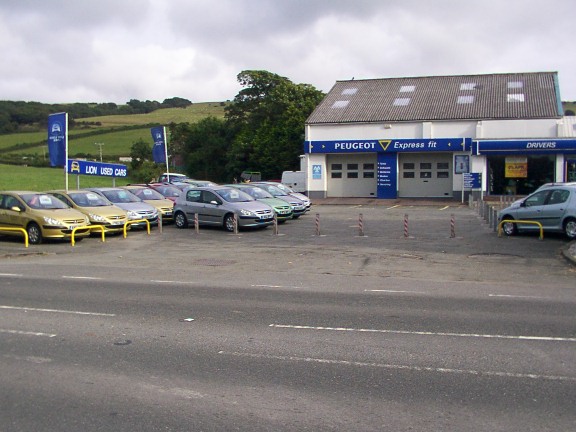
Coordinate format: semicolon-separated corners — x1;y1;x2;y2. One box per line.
1;203;575;431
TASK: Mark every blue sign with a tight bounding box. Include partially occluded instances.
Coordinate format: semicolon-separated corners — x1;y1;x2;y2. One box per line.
67;160;128;177
312;164;322;179
463;173;482;189
306;138;470;154
473;139;576;155
377;153;398;198
151;126;167;163
47;112;67;167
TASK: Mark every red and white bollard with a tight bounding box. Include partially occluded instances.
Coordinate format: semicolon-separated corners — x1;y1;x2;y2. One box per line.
403;214;409;238
358;213;364;236
273;213;278;235
450;214;456;238
194;213;199;234
315;213;320;236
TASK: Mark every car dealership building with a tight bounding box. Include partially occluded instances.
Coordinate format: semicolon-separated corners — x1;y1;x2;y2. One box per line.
303;72;576;199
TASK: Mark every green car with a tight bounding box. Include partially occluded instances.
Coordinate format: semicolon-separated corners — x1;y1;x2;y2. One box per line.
227;184;293;222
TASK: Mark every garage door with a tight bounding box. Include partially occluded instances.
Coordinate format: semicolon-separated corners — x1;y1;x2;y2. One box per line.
327;154;377;197
398;153;453;197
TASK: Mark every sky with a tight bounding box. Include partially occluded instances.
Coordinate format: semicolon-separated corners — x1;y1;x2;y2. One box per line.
1;0;575;104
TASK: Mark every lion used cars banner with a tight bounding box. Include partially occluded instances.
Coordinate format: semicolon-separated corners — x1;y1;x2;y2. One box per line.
47;112;68;167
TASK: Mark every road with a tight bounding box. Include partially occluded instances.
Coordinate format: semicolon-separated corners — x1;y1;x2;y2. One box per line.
0;203;575;431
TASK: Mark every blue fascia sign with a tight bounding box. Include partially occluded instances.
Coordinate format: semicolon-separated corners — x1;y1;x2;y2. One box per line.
306;138;471;154
67;159;128;177
473;139;576;155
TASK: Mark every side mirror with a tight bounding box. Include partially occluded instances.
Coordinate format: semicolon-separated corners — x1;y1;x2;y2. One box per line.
210;200;220;205
10;205;22;212
519;201;526;208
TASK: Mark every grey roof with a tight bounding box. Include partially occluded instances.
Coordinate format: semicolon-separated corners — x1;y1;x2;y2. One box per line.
306;72;562;124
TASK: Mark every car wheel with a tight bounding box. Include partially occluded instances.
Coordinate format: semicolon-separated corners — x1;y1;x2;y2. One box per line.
174;211;188;229
564;218;576;240
27;222;43;244
501;216;517;236
224;214;236;232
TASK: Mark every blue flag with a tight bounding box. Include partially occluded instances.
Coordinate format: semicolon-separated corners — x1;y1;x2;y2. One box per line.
47;112;67;167
151;126;167;164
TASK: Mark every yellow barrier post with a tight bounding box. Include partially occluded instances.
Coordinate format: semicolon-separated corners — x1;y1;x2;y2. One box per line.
71;225;105;246
498;219;544;240
0;227;29;247
123;219;151;238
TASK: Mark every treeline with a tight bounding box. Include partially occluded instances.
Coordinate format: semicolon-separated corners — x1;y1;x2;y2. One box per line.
0;97;192;133
130;70;325;183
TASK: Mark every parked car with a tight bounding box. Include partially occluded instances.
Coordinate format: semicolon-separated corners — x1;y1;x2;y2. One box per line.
173;186;274;232
48;190;128;234
170;180;218;190
86;188;158;228
498;185;576;239
252;181;311;211
249;183;307;218
122;185;174;223
143;183;182;203
226;184;293;222
157;172;190;183
0;191;91;244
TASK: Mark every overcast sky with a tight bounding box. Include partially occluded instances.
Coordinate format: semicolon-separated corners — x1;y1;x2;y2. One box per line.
2;0;575;104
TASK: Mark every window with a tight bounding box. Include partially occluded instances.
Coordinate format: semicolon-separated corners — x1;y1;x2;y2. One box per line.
420;163;432;169
347;172;358;178
331;164;342;170
331;172;342;179
437;162;449;169
363;163;375;170
457;95;474;104
399;85;416;92
420;172;432;179
437;172;450;178
547;190;569;205
347;163;358;170
460;83;476;90
331;100;349;108
508;81;523;89
393;98;410;106
507;93;525;103
186;190;201;202
341;88;358;95
403;172;415;178
363;172;375;178
403;163;415;170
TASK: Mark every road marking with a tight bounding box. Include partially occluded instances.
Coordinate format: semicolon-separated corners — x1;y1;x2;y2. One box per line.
218;351;576;382
0;329;57;337
62;276;103;280
252;284;303;289
489;294;544;299
365;289;426;294
0;273;23;277
0;305;115;317
386;205;400;209
151;280;199;285
269;324;576;342
439;206;450;210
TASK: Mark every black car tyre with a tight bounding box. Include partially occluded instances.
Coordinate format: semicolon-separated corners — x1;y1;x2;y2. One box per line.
27;222;43;244
501;217;517;236
564;218;576;239
174;211;188;229
224;214;236;232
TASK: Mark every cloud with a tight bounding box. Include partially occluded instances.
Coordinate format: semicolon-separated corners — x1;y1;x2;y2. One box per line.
0;0;575;104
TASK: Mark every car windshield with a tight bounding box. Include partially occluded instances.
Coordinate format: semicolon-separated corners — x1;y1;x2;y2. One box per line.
241;186;273;199
274;183;294;193
21;193;69;209
256;184;287;197
155;186;181;197
217;188;254;203
69;192;110;207
100;189;140;203
132;188;165;200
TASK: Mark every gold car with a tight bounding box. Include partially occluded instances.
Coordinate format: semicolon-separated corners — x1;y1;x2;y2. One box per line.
0;191;91;244
122;185;174;223
48;190;129;234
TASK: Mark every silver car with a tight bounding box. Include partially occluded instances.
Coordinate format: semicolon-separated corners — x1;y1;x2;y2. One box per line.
173;186;274;231
86;188;158;228
498;185;576;239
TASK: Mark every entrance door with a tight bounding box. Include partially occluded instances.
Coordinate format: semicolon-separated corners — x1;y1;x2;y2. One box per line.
398;153;452;197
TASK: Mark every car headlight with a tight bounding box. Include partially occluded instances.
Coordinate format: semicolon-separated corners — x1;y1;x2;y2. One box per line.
239;209;254;217
89;214;106;222
43;216;64;226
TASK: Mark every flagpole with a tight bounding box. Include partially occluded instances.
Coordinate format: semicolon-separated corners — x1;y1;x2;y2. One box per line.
65;113;69;192
164;126;169;176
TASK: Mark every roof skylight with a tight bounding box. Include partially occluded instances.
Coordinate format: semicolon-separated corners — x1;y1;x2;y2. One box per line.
457;95;474;104
341;88;358;95
460;83;476;91
393;98;411;106
507;93;525;102
332;100;350;108
508;81;524;89
399;85;416;92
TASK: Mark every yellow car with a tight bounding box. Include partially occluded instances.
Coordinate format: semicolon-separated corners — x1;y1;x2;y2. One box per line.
48;190;129;234
0;191;91;244
122;185;174;223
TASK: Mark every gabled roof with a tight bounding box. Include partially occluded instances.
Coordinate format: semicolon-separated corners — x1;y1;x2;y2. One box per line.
306;72;562;124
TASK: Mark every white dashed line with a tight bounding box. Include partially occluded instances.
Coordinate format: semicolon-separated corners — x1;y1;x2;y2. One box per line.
0;329;57;337
0;305;115;317
62;276;103;280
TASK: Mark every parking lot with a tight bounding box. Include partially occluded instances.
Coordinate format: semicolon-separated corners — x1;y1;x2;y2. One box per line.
1;201;574;292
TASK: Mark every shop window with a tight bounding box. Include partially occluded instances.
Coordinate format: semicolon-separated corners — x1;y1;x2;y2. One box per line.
403;163;415;170
347;172;359;179
437;172;449;178
437;162;449;169
347;163;358;170
331;164;342;170
403;172;415;178
363;172;375;178
331;172;342;179
420;172;432;179
420;163;432;169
